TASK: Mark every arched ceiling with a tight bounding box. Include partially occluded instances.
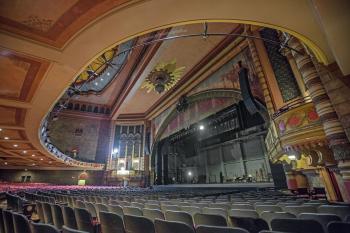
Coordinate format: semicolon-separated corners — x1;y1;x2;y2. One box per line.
0;0;346;169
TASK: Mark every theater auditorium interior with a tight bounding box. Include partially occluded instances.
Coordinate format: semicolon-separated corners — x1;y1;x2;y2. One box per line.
0;1;350;233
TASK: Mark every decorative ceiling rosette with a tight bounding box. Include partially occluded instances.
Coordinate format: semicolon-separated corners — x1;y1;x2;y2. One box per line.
142;59;185;94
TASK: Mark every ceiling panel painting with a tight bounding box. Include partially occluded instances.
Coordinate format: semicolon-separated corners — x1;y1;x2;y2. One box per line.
0;0;136;47
0;49;49;102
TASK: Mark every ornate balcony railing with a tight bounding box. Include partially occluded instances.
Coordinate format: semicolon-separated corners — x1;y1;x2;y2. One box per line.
266;98;326;162
39;117;105;169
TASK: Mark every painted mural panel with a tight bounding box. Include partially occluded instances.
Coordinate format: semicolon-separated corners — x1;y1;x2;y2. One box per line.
189;47;264;103
48;116;104;162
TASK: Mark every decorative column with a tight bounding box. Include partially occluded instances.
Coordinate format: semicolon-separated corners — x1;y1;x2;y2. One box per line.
247;30;275;116
287;37;350;160
287;36;350;200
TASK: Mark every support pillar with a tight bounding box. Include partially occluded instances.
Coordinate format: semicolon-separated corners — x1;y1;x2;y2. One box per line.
287;37;350;160
287;36;350;200
247;30;275;116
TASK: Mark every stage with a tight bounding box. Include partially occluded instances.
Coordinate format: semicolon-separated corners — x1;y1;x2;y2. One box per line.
153;182;275;191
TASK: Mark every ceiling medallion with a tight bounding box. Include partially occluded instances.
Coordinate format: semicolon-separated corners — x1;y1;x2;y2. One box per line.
142;60;185;94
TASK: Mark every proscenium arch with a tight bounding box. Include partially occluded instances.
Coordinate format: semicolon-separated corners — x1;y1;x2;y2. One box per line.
17;0;332;164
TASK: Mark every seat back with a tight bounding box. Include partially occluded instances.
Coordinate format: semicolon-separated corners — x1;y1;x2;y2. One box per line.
231;204;254;210
62;206;77;229
209;203;231;210
99;211;125;233
327;221;350;233
202;207;227;218
165;211;193;227
229;216;269;233
75;201;86;209
154;219;195;233
196;225;249;233
145;204;161;210
0;208;5;233
123;206;143;216
162;205;181;211
143;208;164;222
181;206;201;216
260;211;296;228
318;205;350;220
30;222;60;233
42;202;54;224
35;201;45;223
124;215;155;233
84;202;97;219
131;202;144;209
229;209;259;218
50;204;64;230
108;205;124;217
271;218;325;233
283;205;317;215
299;213;341;232
74;208;94;233
62;225;89;233
3;209;14;233
194;213;227;227
12;212;30;233
95;203;108;220
255;205;282;214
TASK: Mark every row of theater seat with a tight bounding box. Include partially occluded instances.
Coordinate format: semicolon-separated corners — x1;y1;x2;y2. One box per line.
2;204;350;233
3;188;350;233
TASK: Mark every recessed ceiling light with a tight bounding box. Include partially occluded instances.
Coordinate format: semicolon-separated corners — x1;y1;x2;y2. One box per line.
101;78;104;81
40;158;43;161
95;82;98;86
23;150;27;154
31;154;35;157
4;162;8;165
4;137;9;140
49;161;52;164
0;128;2;131
13;144;18;147
32;163;35;166
107;72;110;76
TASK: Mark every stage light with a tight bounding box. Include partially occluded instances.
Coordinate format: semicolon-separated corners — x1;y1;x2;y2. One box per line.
188;171;192;176
199;125;205;130
288;155;296;160
112;148;119;154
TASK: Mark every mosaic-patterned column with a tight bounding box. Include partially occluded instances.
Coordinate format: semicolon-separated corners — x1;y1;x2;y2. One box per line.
288;37;350;200
287;37;350;160
247;32;275;116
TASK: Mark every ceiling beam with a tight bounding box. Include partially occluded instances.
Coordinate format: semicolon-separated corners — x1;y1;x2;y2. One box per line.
0;125;25;130
0;99;32;109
